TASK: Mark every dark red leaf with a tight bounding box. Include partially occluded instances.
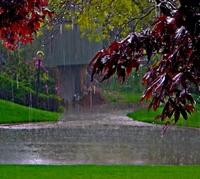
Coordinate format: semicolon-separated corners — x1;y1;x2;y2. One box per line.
89;51;103;66
153;97;160;112
117;67;126;83
167;108;174;119
185;104;195;114
173;72;183;85
100;68;116;82
90;58;104;82
186;93;195;104
174;106;180;124
0;1;54;50
180;107;188;120
162;101;170;118
126;60;140;77
140;91;152;102
161;121;171;137
146;47;153;62
109;41;120;54
184;72;198;88
154;114;162;122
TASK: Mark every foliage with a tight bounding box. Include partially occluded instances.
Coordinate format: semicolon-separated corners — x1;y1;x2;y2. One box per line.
0;73;34;104
0;15;62;111
0;99;61;124
28;57;59;95
0;74;62;112
89;1;200;133
49;0;154;41
0;40;60;95
2;42;60;96
0;39;44;85
0;0;54;50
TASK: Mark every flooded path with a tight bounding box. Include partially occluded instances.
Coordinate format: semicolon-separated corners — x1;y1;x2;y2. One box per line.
0;102;199;165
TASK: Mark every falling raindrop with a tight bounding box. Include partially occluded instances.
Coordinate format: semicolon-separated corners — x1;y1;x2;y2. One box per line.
16;74;19;89
89;84;93;108
94;85;96;94
11;80;14;101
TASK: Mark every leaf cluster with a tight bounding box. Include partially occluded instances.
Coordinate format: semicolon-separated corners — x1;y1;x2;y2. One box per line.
89;2;200;134
0;0;54;50
51;0;154;41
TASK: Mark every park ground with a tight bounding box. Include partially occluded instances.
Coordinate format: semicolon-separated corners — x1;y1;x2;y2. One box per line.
0;165;200;179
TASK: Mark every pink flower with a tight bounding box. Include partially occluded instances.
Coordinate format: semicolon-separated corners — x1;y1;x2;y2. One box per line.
34;61;43;68
55;86;60;92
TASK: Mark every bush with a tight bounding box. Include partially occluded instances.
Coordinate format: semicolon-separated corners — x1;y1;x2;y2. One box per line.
32;94;63;112
0;74;64;112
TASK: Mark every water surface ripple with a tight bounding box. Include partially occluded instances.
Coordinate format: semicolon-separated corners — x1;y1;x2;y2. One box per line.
0;102;199;165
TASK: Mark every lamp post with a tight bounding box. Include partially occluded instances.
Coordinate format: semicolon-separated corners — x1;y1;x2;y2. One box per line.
35;51;44;107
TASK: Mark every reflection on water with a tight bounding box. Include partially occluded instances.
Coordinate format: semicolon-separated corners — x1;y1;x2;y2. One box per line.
0;102;199;165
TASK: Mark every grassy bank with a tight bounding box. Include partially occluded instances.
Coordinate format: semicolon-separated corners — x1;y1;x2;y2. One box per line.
103;91;142;102
127;104;200;128
0;165;199;179
0;99;62;124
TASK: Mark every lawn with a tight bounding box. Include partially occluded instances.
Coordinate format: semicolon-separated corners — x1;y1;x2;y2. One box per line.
127;104;200;128
103;90;142;102
0;165;199;179
0;99;62;124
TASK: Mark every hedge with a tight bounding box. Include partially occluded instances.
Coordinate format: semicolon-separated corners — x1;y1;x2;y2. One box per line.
0;74;64;112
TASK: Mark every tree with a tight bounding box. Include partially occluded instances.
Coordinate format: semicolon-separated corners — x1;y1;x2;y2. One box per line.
48;0;154;41
0;0;53;50
89;0;200;135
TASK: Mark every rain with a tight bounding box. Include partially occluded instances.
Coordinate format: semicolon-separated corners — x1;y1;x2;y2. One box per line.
0;1;200;178
0;22;199;165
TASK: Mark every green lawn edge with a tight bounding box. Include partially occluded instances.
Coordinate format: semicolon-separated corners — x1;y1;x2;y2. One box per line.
103;91;142;102
0;99;62;124
0;165;199;179
127;104;200;128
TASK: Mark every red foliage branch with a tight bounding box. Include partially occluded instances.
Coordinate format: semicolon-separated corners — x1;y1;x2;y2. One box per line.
0;0;54;50
89;5;200;134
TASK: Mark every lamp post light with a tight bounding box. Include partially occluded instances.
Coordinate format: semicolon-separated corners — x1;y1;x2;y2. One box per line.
35;51;44;107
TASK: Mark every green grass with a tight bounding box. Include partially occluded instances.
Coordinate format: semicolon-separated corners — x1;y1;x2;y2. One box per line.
127;104;200;128
0;165;199;179
103;90;142;102
0;99;62;124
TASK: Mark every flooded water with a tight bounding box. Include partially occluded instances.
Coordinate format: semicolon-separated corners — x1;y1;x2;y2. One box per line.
0;102;199;165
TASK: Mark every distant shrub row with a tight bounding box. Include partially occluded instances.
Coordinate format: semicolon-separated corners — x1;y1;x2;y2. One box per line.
0;74;64;112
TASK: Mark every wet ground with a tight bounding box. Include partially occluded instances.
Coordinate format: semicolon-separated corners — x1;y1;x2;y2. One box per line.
0;102;199;165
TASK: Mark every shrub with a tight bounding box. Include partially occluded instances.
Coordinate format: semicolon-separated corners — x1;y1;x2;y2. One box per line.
32;94;63;112
0;74;64;112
